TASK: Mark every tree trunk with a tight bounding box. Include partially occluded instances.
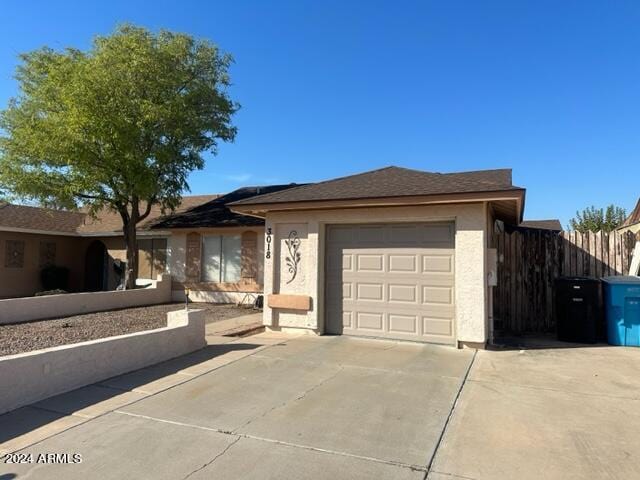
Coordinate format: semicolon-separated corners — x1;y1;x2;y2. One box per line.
123;218;139;290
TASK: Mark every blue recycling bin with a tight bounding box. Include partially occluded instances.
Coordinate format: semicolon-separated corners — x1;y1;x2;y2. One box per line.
601;276;640;347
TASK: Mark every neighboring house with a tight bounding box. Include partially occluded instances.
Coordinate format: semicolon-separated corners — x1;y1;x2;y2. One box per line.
230;166;526;349
0;203;88;298
618;197;640;235
0;196;216;298
518;219;562;232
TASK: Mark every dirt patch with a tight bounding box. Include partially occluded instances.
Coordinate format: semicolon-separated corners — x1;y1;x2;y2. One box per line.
0;303;254;357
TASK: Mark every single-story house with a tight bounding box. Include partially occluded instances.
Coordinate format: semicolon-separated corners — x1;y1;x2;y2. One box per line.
230;166;526;349
2;165;538;349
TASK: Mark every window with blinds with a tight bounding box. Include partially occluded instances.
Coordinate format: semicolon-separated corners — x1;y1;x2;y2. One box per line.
202;235;241;283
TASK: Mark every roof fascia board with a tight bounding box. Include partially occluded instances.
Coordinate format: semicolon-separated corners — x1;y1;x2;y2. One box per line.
230;190;525;216
0;227;80;237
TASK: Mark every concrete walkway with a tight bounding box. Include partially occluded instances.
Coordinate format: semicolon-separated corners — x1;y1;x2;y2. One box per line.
429;344;640;480
2;335;639;479
205;312;263;337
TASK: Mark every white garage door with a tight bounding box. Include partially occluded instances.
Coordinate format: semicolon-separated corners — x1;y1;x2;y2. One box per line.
325;223;455;344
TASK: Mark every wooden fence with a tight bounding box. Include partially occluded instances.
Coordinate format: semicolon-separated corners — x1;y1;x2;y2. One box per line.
493;229;637;334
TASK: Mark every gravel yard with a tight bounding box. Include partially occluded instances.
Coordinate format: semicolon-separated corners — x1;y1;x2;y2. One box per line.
0;303;253;357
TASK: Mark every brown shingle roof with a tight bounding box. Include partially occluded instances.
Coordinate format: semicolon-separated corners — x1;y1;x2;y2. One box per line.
151;185;301;230
0;195;218;236
77;195;219;234
230;166;522;206
0;203;85;234
519;219;563;231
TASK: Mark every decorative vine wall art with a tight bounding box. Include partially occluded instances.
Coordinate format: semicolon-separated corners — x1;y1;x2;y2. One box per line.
284;230;301;284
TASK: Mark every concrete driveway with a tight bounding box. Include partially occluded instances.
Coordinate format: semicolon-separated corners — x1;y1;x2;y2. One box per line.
2;334;640;479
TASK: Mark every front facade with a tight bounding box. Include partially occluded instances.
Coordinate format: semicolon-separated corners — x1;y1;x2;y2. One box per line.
150;185;298;303
1;165;527;349
231;166;525;348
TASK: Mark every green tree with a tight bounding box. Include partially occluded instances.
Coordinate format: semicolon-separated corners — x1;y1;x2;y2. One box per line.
0;24;238;288
568;205;627;233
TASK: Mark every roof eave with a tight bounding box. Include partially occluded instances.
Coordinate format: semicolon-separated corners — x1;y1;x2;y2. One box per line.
229;189;526;220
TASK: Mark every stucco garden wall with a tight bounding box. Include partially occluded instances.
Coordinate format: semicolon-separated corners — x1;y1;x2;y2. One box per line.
0;309;205;414
262;203;489;345
0;274;172;325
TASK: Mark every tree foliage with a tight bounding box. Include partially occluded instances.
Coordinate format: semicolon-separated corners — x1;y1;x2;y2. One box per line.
0;24;238;287
568;205;627;233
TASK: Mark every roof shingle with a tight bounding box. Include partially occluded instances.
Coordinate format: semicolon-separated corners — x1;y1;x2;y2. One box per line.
230;166;521;206
151;185;301;229
519;219;563;231
0;195;218;236
0;203;85;234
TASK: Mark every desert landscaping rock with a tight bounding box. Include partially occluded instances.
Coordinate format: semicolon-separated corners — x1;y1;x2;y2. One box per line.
0;303;252;356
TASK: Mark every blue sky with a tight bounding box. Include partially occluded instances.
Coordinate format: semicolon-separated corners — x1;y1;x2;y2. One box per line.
1;1;639;226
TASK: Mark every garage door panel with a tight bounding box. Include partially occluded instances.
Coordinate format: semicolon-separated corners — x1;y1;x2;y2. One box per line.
356;283;384;301
357;254;384;272
326;223;455;344
388;254;417;273
342;282;353;300
388;284;418;303
356;312;384;331
422;316;454;337
389;225;423;244
422;254;454;273
388;314;419;334
422;286;454;305
356;226;386;243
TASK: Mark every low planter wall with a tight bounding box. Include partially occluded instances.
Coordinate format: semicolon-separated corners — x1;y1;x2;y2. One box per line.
0;274;172;325
0;308;205;415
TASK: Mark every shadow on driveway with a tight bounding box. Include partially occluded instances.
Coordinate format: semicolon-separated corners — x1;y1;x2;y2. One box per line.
0;342;261;450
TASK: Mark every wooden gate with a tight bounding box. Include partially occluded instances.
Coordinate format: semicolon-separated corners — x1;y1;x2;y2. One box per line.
493;230;637;334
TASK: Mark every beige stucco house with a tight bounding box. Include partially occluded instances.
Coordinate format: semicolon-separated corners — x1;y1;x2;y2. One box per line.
231;166;525;349
2;166;530;349
0;196;214;298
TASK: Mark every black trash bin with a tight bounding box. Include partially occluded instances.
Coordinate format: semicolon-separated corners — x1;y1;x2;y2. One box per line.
555;277;602;343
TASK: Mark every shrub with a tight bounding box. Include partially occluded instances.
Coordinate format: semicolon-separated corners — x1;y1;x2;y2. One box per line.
40;265;70;291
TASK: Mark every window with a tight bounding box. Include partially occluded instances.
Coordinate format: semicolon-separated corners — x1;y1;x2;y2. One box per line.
202;235;241;282
137;238;167;279
5;240;25;268
39;241;56;267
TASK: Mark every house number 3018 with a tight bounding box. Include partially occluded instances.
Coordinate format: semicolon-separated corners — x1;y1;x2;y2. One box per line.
265;227;272;259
